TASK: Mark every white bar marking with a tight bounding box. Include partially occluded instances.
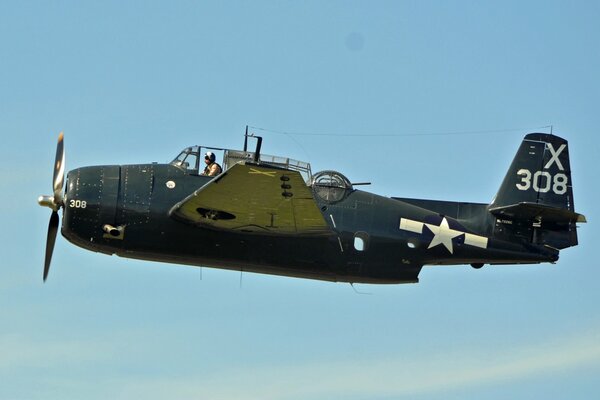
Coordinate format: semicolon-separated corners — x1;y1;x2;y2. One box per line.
464;233;488;249
400;218;424;234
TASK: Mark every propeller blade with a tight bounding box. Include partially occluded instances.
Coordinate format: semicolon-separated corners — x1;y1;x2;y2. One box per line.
44;211;59;282
53;132;65;204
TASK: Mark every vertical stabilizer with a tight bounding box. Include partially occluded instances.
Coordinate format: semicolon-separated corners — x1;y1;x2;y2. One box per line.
490;133;585;249
492;133;574;210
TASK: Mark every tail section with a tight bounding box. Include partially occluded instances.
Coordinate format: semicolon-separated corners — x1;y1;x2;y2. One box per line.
490;133;586;249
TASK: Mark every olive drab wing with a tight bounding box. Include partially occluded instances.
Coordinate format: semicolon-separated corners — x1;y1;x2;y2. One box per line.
169;162;331;235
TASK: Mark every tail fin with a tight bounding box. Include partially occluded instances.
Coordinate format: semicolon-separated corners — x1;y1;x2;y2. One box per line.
490;133;586;249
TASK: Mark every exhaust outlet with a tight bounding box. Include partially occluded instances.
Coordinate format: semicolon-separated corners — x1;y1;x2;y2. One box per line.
103;224;124;239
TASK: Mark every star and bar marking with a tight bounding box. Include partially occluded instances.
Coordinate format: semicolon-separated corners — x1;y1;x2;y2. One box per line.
399;217;488;254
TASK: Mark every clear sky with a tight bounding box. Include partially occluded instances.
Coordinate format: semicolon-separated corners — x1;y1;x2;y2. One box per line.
1;1;599;399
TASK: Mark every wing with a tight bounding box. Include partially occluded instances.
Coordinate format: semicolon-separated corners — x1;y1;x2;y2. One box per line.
169;163;331;235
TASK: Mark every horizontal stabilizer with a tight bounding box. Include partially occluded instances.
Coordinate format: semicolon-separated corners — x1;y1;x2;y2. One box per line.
489;202;587;223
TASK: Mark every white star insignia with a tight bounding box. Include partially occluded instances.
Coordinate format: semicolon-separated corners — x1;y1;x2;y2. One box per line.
424;217;463;254
399;217;489;254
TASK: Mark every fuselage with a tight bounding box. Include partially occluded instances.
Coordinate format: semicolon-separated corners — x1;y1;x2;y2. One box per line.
60;163;558;284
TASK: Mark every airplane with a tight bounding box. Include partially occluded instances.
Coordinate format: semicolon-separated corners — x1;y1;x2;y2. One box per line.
38;130;586;284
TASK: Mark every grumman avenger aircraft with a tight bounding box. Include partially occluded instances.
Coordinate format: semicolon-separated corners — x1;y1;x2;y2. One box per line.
38;131;586;284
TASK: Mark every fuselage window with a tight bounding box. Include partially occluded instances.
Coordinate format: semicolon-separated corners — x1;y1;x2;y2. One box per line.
354;231;369;251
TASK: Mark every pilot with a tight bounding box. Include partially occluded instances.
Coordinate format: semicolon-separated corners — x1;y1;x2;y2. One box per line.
202;151;222;176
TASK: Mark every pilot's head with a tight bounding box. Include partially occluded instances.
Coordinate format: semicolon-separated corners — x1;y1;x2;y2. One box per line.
204;151;216;164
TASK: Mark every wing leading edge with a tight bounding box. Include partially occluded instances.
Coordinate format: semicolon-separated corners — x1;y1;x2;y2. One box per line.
169;163;331;235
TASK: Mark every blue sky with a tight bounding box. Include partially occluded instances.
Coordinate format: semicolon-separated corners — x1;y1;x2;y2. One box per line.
1;1;599;399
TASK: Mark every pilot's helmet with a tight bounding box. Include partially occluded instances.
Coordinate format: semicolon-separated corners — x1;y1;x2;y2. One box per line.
205;151;216;163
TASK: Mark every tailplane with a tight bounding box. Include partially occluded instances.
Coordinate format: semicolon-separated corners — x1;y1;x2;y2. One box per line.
490;133;586;249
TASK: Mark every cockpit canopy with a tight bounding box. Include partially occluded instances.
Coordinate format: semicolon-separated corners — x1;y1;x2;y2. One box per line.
170;146;313;182
171;146;202;172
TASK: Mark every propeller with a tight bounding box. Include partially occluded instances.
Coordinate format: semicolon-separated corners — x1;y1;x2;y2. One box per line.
38;132;65;282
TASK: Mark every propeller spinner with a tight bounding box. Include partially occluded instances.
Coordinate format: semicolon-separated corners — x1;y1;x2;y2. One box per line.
38;132;65;282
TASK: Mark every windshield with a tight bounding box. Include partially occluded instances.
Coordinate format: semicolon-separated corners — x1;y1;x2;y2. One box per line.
170;146;200;173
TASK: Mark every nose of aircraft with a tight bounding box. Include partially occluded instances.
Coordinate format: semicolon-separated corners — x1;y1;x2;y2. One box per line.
62;165;121;249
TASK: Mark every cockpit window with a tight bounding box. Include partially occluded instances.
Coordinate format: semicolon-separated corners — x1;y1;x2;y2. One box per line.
171;146;199;173
170;144;311;181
